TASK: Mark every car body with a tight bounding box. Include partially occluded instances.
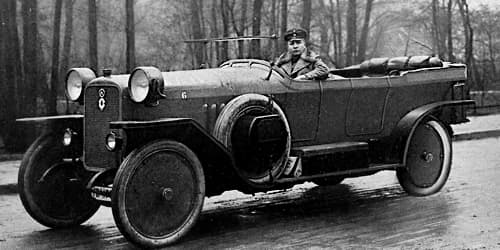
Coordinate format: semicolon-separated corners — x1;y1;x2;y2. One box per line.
17;56;473;248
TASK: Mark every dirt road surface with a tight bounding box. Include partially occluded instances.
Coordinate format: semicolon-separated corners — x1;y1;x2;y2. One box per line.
1;138;500;249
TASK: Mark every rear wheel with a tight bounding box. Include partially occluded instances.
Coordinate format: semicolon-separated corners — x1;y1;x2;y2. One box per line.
397;119;452;196
112;140;205;248
18;134;99;228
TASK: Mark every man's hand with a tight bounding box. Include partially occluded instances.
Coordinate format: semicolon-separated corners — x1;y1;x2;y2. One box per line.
294;75;308;80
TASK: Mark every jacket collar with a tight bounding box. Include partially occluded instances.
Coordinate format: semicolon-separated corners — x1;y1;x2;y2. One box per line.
277;49;317;76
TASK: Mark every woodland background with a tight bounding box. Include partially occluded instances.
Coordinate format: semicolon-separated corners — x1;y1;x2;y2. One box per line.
0;0;499;151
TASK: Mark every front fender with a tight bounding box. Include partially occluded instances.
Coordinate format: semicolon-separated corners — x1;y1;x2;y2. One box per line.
16;115;83;137
16;115;84;157
386;100;474;164
109;118;240;196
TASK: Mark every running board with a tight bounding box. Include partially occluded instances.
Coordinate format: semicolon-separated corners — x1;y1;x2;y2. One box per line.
291;142;368;158
275;163;402;184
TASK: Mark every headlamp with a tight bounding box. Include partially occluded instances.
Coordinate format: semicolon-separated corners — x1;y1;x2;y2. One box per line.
65;68;96;103
128;67;165;105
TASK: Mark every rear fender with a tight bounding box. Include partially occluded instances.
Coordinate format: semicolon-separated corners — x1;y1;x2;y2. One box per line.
110;118;239;195
386;100;474;165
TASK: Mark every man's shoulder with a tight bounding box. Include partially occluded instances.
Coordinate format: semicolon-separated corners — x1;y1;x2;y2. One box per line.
301;50;321;63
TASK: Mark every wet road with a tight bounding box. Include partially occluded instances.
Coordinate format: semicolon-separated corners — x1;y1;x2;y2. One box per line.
1;138;500;249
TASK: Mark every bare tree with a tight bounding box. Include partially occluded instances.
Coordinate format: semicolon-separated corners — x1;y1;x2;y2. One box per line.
279;0;288;52
189;0;204;68
457;0;478;89
60;0;74;86
210;0;220;66
336;0;343;66
250;0;263;58
22;0;39;116
301;0;312;35
88;0;98;72
357;0;374;63
126;0;136;72
230;0;248;58
345;0;357;66
318;0;330;59
220;0;230;61
0;0;21;149
446;0;454;61
48;0;63;115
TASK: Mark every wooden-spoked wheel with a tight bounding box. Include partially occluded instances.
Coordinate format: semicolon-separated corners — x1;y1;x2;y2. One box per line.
112;140;205;248
18;134;99;228
397;119;452;196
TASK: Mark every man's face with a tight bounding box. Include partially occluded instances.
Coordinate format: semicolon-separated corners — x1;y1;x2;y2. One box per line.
287;38;306;56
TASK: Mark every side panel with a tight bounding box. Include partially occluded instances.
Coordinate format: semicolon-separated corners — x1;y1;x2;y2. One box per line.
316;78;351;143
283;80;321;142
346;77;390;136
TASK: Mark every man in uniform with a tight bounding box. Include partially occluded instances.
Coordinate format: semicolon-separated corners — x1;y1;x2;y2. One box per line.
275;28;329;80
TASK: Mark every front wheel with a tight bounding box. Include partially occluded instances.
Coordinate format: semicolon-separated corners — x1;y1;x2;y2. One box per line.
112;140;205;248
18;134;99;228
397;119;452;196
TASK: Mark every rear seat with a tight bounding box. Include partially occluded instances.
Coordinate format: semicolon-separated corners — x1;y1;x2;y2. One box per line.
329;56;443;78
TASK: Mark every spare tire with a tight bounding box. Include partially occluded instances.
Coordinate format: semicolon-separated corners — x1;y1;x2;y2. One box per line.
213;94;291;187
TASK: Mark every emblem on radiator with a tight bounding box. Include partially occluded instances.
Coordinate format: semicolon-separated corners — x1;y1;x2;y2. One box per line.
98;88;106;111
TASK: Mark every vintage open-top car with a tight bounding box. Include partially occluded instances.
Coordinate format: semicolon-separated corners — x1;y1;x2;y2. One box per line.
17;55;473;248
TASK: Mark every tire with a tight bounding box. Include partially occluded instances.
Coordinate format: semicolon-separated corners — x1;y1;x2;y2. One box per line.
213;94;291;187
312;176;344;186
18;134;99;228
112;140;205;248
396;119;452;196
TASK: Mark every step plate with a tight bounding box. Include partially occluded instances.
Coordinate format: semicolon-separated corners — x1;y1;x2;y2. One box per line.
291;142;368;158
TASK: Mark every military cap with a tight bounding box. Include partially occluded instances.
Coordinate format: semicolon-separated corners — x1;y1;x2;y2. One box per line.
283;28;307;41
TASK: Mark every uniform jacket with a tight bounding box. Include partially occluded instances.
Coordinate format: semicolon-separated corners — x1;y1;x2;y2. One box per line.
275;50;329;80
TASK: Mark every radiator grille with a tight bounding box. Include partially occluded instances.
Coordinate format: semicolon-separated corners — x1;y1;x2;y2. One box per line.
84;85;121;170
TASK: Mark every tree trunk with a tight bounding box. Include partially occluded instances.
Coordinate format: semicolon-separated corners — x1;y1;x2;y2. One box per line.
457;0;477;90
60;0;74;88
190;0;204;68
336;0;343;66
0;0;22;150
220;0;229;61
126;0;136;72
357;0;373;63
237;0;248;58
327;0;338;65
48;0;63;115
431;0;439;57
318;0;330;60
487;33;497;81
446;0;454;61
22;0;39;116
345;0;356;66
266;0;277;59
210;0;220;66
88;0;98;72
279;0;288;53
251;0;263;59
301;0;312;35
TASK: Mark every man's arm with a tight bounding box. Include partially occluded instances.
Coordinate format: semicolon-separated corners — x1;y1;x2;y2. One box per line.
301;54;329;80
